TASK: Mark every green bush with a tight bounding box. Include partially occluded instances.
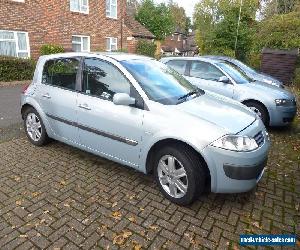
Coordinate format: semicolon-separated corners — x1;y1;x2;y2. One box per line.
253;11;300;50
116;48;128;53
136;40;157;58
0;56;36;82
246;52;261;70
40;44;65;55
293;67;300;87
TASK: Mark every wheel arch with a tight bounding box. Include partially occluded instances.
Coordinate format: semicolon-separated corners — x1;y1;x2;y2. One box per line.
21;103;34;119
21;99;52;137
241;99;270;123
145;138;211;187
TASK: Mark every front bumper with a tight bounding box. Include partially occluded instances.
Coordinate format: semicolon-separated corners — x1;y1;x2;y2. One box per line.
269;105;297;126
202;119;270;193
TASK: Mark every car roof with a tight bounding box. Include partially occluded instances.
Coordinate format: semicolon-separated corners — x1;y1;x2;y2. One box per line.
39;52;153;62
160;56;224;64
201;55;236;62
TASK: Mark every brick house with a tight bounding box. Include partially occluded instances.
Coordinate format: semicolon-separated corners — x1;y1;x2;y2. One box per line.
123;15;155;53
161;29;197;56
0;0;153;59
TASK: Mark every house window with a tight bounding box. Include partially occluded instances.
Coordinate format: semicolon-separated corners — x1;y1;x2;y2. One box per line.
0;30;30;58
106;0;117;19
70;0;89;14
171;34;174;41
12;0;25;2
106;37;117;51
178;34;181;41
72;35;90;52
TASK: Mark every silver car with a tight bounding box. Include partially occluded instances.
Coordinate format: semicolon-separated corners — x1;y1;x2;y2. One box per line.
160;57;297;126
202;55;284;88
21;53;270;205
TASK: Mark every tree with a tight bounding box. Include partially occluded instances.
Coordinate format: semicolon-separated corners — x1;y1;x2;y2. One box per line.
135;0;175;40
260;0;298;18
193;0;259;59
253;11;300;49
169;3;187;32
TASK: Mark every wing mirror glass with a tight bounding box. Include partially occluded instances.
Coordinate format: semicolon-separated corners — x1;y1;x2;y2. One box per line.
113;93;136;106
218;76;231;84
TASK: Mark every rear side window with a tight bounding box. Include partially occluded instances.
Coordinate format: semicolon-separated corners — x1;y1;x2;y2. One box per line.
42;58;80;90
190;61;224;81
166;60;187;75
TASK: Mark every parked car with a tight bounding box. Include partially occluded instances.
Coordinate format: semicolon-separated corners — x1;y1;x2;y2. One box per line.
202;55;284;88
21;53;270;205
160;57;297;126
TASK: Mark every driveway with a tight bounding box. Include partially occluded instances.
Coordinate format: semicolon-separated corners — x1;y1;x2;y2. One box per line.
0;124;299;249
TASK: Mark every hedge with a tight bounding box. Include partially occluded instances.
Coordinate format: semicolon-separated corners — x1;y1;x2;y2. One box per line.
0;56;36;82
136;40;157;58
40;44;65;55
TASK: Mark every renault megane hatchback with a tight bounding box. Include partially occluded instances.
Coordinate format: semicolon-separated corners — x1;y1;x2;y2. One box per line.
21;53;270;205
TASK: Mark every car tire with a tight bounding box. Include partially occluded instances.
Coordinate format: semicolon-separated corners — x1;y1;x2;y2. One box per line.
23;107;49;146
154;144;206;205
245;101;269;126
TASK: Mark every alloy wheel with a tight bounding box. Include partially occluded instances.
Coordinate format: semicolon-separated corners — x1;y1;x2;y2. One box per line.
26;113;42;142
157;155;188;198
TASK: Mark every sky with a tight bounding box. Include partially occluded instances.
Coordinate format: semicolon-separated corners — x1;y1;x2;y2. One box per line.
155;0;198;18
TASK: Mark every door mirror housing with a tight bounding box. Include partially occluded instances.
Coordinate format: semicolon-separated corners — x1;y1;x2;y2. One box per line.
113;93;136;106
218;76;231;84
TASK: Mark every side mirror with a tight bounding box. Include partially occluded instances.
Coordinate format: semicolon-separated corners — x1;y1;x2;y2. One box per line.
113;93;136;106
218;76;231;84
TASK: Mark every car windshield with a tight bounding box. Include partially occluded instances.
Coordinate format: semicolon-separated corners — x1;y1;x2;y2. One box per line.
216;62;251;84
232;59;257;75
121;59;202;105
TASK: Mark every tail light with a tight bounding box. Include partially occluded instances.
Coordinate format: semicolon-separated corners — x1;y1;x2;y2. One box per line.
21;84;30;94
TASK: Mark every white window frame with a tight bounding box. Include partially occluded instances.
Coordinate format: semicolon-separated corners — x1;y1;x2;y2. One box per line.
70;0;89;14
72;35;90;52
106;0;117;19
0;30;30;58
12;0;25;2
106;37;117;51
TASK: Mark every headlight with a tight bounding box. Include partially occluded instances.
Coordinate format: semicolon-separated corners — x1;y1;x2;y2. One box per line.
275;99;290;106
211;135;258;152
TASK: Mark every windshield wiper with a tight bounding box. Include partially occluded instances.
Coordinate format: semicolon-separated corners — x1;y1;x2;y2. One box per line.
178;88;204;101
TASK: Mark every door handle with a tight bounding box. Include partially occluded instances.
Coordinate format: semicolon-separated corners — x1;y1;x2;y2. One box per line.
42;93;51;99
78;103;91;110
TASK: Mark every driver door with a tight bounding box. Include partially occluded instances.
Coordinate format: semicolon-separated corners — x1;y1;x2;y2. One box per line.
186;61;234;98
77;57;144;168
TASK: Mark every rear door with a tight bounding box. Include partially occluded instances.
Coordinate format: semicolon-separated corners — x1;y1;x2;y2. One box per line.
185;61;234;98
37;57;80;143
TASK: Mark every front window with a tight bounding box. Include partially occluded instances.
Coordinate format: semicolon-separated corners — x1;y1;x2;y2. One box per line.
72;35;90;52
106;37;117;51
121;59;202;105
0;30;30;58
82;58;130;100
190;61;224;81
106;0;117;18
216;62;251;84
70;0;89;14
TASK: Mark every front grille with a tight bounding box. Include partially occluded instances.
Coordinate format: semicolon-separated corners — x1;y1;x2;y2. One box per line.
254;131;264;147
